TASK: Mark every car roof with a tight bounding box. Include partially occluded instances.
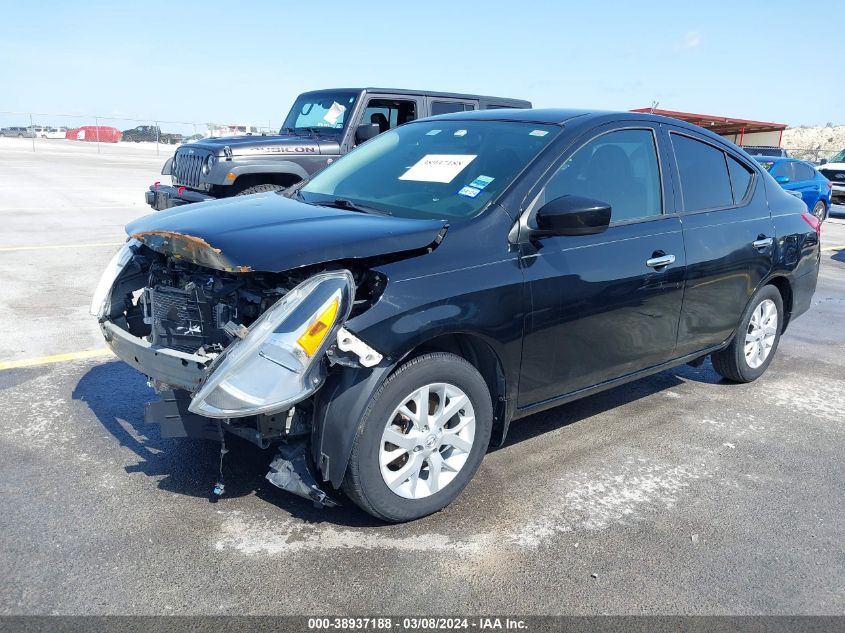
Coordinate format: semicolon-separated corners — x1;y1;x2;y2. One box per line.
301;87;530;106
417;108;733;136
753;156;803;164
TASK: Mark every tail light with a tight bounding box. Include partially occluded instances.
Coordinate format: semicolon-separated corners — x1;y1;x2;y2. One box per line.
827;181;833;189
801;212;821;235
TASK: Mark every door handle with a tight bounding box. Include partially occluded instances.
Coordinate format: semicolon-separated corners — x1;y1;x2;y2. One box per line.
752;237;774;250
645;254;675;269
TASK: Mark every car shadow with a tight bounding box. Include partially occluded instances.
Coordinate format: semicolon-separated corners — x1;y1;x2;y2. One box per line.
72;360;383;527
73;356;728;527
495;358;724;449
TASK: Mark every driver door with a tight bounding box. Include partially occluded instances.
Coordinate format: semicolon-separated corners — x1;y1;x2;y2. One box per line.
518;124;686;407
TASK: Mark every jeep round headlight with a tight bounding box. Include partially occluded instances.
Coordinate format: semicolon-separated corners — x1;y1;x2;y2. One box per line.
188;270;355;418
203;154;216;175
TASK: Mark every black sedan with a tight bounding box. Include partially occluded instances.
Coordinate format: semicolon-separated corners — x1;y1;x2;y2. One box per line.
92;109;820;522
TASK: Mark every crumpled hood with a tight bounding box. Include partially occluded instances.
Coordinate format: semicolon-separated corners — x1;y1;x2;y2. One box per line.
125;192;448;273
188;134;339;157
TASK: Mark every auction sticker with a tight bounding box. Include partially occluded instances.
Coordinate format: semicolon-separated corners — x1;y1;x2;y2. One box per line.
399;154;477;183
457;186;481;198
469;175;494;190
322;102;347;126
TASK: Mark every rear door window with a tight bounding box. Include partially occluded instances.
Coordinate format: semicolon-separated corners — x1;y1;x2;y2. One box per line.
792;162;816;182
670;133;733;212
431;101;475;115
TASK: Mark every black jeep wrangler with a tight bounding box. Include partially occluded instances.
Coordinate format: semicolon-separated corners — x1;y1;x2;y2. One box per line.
145;88;530;210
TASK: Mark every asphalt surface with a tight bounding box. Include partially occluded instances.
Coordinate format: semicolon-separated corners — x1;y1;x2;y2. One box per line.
0;137;843;615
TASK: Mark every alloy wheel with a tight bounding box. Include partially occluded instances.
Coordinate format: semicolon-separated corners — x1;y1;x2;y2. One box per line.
744;299;778;369
813;201;826;222
379;382;476;499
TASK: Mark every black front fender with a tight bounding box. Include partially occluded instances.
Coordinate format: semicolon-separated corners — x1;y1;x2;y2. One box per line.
311;362;396;489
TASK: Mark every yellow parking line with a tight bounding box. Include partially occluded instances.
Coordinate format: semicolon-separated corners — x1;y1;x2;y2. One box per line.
0;242;122;252
0;348;113;371
821;245;844;252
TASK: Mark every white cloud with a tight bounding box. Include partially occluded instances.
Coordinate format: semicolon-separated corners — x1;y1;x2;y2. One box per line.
676;30;702;51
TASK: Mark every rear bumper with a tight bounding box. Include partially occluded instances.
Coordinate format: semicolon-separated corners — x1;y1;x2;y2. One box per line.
145;184;215;210
100;320;211;391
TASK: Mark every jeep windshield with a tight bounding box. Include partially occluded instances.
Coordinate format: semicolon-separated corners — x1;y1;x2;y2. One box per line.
298;120;559;220
280;91;358;137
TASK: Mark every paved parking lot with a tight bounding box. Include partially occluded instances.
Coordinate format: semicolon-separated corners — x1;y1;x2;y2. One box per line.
0;138;843;615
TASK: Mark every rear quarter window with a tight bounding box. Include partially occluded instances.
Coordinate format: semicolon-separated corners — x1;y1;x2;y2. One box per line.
727;155;754;203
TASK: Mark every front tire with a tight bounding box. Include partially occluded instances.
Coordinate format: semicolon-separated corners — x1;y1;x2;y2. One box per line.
342;352;493;522
711;284;783;383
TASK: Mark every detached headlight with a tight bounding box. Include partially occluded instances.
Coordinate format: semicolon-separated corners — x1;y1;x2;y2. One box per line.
188;270;355;418
202;154;216;175
89;239;139;318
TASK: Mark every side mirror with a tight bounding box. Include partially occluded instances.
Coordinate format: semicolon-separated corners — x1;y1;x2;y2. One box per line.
355;123;381;144
533;195;611;237
775;176;790;184
819;159;828;165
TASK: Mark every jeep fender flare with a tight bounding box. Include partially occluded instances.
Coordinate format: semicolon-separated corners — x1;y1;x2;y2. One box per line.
219;161;310;185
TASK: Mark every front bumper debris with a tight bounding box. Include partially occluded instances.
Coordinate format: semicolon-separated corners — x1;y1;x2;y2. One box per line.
266;440;339;508
100;320;211;391
145;184;215;210
144;390;220;440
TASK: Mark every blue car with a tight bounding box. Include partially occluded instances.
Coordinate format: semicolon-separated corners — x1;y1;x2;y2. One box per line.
754;156;832;221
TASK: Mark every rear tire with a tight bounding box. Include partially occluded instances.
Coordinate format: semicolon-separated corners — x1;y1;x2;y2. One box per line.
235;183;287;196
342;352;493;522
711;284;783;383
812;200;827;222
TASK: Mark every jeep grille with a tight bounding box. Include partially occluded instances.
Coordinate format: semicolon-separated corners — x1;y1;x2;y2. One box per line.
172;148;209;189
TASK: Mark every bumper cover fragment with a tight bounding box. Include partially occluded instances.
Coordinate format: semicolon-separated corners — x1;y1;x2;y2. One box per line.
101;320;211;391
266;440;338;508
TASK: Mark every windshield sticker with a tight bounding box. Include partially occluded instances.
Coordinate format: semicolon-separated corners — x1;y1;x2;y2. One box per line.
454;129;468;137
529;129;549;137
426;129;442;136
469;175;494;190
399;154;477;183
457;186;481;198
322;101;347;126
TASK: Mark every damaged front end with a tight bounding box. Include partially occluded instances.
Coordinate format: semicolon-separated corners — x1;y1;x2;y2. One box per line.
91;237;385;507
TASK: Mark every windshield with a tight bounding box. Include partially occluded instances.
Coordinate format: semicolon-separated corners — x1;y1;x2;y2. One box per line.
299;120;559;220
829;149;845;163
281;91;358;136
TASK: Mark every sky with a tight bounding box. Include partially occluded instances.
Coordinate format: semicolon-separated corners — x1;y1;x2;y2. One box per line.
1;0;841;128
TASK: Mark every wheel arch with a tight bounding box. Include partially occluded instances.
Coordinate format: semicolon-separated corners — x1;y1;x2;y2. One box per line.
312;331;513;490
409;332;511;447
228;171;303;194
765;274;793;332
